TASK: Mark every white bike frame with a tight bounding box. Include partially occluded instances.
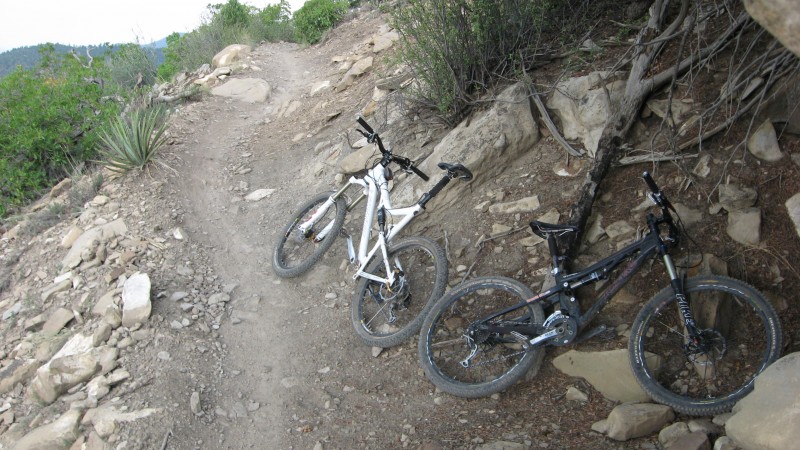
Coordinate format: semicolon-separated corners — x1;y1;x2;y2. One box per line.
298;163;423;286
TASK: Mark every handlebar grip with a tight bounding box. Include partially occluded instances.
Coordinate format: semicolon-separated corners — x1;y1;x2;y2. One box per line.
642;171;660;193
410;165;429;182
356;117;374;135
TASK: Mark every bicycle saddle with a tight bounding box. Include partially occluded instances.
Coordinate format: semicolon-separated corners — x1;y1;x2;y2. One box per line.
438;162;473;181
530;220;579;238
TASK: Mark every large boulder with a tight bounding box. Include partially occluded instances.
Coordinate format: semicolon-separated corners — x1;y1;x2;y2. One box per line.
393;82;539;222
743;1;800;59
546;71;625;157
212;44;251;68
726;352;800;450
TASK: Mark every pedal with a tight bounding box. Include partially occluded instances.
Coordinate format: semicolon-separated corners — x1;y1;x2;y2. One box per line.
574;324;608;344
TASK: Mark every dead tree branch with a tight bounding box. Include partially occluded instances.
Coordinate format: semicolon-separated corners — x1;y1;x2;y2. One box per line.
562;0;756;260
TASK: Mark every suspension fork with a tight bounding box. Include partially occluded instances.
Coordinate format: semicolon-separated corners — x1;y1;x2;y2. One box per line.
662;253;700;338
299;183;351;234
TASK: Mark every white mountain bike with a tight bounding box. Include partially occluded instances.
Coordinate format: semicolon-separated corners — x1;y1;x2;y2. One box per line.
273;117;473;347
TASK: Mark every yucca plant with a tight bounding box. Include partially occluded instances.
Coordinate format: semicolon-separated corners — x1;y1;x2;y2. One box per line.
98;105;170;173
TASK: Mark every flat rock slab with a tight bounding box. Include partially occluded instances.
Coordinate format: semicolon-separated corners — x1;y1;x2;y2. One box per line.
489;196;540;214
41;308;74;336
552;348;661;403
211;78;271;103
12;408;81;450
61;219;128;269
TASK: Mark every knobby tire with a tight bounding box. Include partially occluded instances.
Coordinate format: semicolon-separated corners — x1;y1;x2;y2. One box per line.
628;275;781;416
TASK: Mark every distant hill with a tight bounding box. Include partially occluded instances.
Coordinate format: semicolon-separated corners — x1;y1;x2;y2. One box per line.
0;42;166;78
144;37;170;49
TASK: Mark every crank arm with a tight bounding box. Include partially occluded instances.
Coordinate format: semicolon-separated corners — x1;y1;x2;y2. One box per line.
528;329;559;346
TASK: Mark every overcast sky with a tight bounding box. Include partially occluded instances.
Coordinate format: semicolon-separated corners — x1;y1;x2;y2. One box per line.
0;0;307;52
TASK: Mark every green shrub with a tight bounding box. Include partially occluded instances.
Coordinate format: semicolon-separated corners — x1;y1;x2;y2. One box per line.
210;0;253;28
98;105;170;173
293;0;349;44
392;0;597;123
108;43;158;90
251;1;294;42
0;45;118;216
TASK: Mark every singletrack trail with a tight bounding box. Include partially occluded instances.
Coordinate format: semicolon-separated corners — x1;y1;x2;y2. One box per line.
173;43;324;447
169;38;457;448
166;19;666;449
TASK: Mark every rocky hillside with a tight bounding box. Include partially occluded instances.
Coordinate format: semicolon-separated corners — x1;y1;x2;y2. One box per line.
1;6;799;450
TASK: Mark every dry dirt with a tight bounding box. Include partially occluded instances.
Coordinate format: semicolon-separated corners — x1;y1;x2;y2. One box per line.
3;7;799;450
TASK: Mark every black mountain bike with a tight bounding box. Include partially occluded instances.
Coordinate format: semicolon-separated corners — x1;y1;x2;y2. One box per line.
418;172;782;416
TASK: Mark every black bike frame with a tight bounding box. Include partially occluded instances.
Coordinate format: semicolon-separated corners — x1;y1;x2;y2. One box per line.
482;213;697;344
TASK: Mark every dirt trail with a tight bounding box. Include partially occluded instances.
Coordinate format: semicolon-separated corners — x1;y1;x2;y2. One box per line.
174;43;319;448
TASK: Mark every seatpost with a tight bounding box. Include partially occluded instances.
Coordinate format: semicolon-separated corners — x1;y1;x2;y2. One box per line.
547;234;560;275
417;174;452;209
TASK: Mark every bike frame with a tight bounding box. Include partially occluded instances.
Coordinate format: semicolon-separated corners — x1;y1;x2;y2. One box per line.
298;162;422;286
481;212;697;348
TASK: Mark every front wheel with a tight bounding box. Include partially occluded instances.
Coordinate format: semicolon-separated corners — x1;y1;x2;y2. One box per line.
272;192;346;278
351;236;447;348
418;277;545;398
629;275;782;416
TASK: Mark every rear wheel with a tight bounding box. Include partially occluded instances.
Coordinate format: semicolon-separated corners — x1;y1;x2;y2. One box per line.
629;275;782;416
418;277;545;398
272;192;346;278
351;237;447;348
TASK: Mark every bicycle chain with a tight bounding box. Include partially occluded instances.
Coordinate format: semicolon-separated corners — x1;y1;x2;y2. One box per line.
469;348;527;367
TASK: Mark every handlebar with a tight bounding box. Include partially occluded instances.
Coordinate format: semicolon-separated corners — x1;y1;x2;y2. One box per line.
356;116;429;181
642;171;660;194
357;116;374;135
642;171;674;211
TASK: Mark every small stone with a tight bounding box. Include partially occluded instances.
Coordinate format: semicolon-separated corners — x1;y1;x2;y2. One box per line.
692;154;712;178
565;386;588;402
489;196;540;214
245;189;276;202
666;431;710;450
372;347;383;358
121;272;152;327
747;119;783;162
170;291;189;302
726;207;761;245
190;392;202;415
